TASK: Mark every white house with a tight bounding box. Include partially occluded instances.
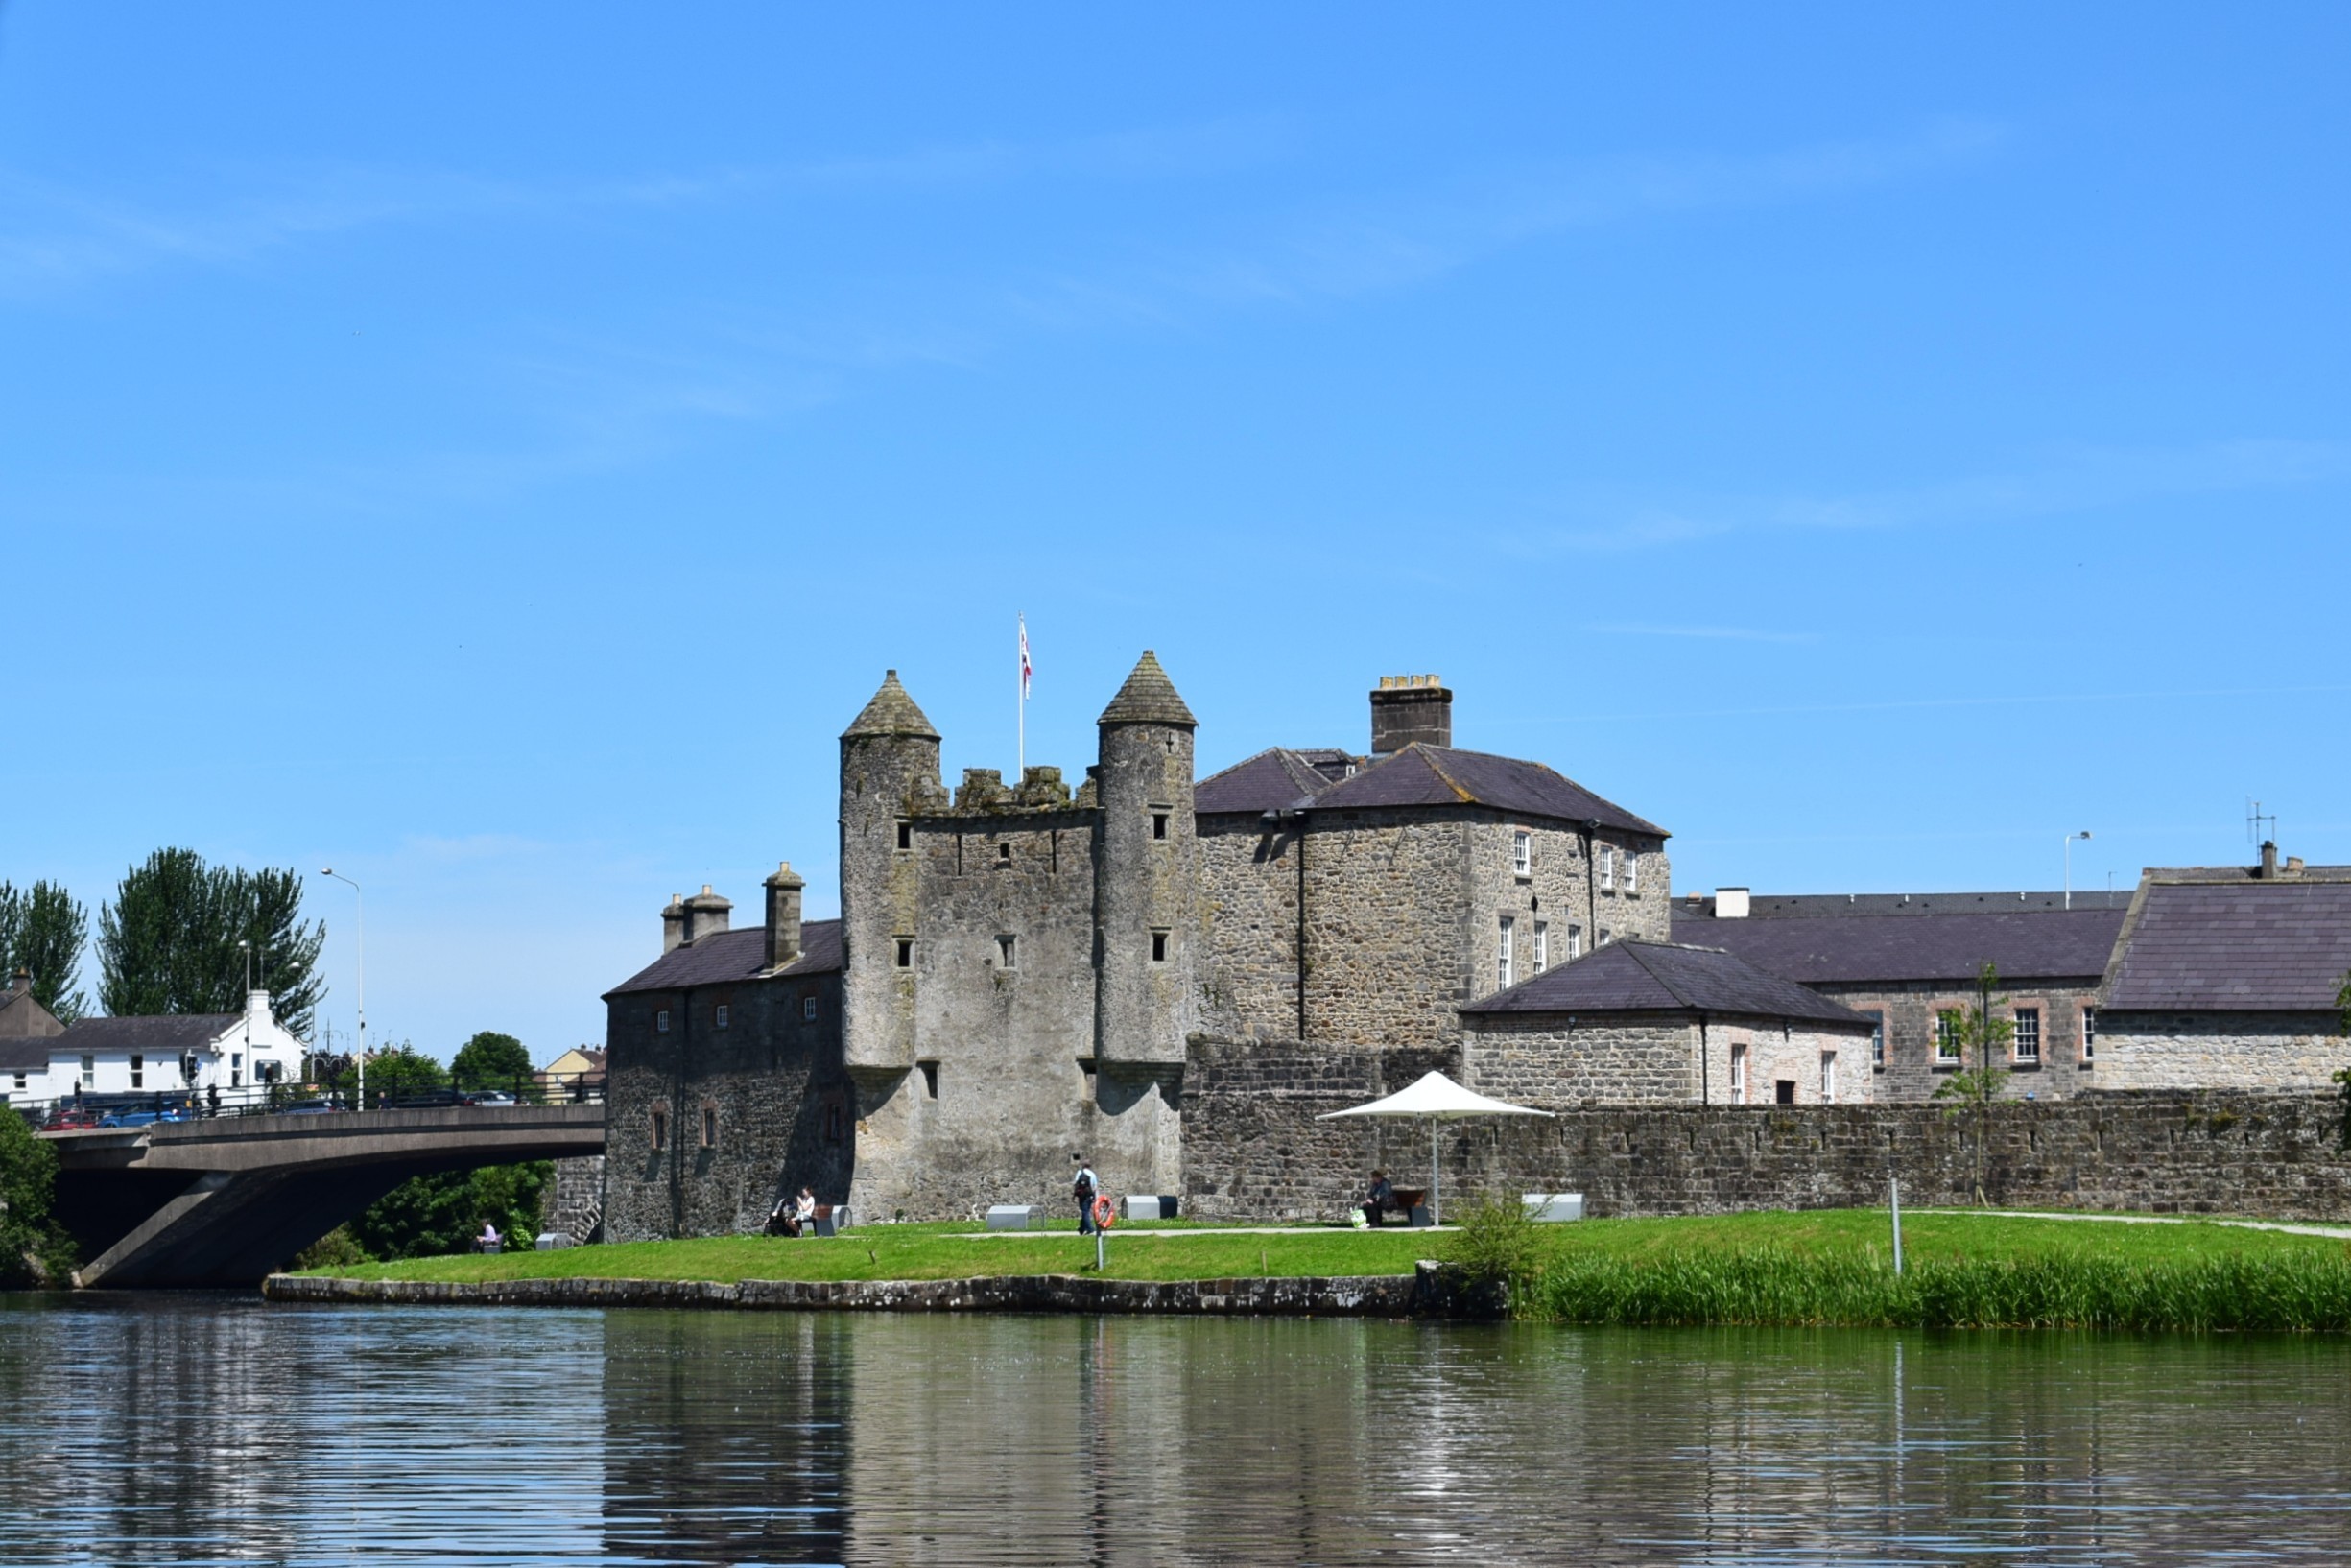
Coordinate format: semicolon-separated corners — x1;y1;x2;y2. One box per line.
12;990;306;1106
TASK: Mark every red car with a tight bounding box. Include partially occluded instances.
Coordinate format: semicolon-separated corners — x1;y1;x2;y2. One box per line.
40;1105;100;1130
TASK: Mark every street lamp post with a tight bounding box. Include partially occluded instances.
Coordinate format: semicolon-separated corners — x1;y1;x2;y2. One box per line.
2063;832;2093;909
321;869;366;1109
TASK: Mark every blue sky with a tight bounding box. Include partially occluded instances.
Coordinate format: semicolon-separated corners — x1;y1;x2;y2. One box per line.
4;6;2346;1061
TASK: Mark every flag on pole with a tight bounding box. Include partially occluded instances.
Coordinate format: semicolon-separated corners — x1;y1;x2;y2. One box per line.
1019;616;1033;701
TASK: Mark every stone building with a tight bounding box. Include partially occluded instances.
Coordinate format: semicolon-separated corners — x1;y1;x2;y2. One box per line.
1460;939;1877;1107
2095;847;2351;1090
600;655;1675;1235
1672;890;2124;1100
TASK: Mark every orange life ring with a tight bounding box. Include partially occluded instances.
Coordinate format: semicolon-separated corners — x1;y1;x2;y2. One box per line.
1090;1195;1118;1229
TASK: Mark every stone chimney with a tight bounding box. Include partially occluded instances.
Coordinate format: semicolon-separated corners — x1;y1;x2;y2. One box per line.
10;967;27;998
1370;674;1452;754
2260;840;2280;878
661;893;688;954
764;861;805;969
1716;888;1750;918
683;885;732;944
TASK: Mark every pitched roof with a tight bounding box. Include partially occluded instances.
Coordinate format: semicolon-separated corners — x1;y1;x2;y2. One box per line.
0;986;65;1040
0;1037;49;1074
1307;745;1666;837
604;919;844;999
1195;748;1340;815
55;1015;242;1055
1462;939;1866;1026
1671;906;2123;985
842;671;940;741
2105;881;2351;1011
1682;890;2127;918
1098;651;1197;727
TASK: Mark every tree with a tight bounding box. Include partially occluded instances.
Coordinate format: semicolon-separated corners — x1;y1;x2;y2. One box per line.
96;849;324;1034
353;1162;554;1259
356;1041;447;1105
1932;961;2015;1205
0;880;89;1021
0;1106;77;1286
451;1032;533;1094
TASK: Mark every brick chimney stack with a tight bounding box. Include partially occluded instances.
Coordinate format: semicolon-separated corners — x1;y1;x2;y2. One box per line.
1370;674;1452;754
764;861;805;969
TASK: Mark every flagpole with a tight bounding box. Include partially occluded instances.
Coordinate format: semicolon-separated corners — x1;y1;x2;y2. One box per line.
1017;613;1026;778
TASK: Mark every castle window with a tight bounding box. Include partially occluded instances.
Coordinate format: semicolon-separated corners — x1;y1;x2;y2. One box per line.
2081;1007;2098;1062
1598;846;1616;891
822;1100;845;1144
701;1105;719;1149
1151;930;1169;963
129;1054;144;1090
895;938;914;968
1567;924;1582;962
1730;1043;1747;1103
1532;920;1548;974
1935;1010;1962;1064
896;821;912;851
803;995;819;1022
714;1004;729;1030
920;1060;939;1099
650;1106;668;1152
1152;811;1170;841
1497;916;1515;989
998;841;1012;865
2013;1007;2041;1064
655;1010;671;1034
1821;1052;1839;1104
997;935;1017;969
1512;832;1532;879
1864;1009;1886;1068
1624;852;1638;895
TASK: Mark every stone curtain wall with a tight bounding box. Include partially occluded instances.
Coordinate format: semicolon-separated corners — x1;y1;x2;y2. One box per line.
1181;1035;2351;1222
1197;816;1305;1041
2099;1010;2345;1092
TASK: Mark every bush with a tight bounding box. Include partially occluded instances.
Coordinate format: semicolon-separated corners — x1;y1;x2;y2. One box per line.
352;1161;555;1260
1444;1198;1555;1295
291;1224;369;1271
0;1108;76;1286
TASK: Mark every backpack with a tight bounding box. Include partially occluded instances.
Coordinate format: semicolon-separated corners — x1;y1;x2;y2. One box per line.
1074;1169;1095;1200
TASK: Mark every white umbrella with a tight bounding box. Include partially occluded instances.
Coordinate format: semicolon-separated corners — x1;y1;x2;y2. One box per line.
1317;1070;1555;1225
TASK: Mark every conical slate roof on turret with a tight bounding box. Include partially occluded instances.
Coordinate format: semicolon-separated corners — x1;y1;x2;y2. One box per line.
843;670;940;740
1097;650;1197;727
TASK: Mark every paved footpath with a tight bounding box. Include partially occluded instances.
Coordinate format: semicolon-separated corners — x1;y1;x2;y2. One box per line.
1928;1208;2351;1242
959;1224;1456;1239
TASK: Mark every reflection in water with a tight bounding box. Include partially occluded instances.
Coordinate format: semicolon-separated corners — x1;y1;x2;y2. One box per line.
4;1295;2351;1563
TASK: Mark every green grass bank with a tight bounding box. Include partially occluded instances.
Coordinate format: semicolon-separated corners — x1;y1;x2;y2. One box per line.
290;1208;2351;1330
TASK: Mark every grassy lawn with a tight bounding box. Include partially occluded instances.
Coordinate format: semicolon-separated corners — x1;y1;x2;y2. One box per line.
299;1208;2349;1288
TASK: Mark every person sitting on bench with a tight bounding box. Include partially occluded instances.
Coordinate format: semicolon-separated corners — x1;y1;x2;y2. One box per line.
1362;1170;1395;1228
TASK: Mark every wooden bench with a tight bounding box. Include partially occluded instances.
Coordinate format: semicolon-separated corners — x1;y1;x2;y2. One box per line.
1368;1187;1429;1226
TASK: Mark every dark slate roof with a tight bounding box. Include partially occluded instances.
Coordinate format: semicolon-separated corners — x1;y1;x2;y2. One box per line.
842;671;940;740
1098;651;1198;727
1306;745;1666;838
1681;890;2128;917
2106;882;2351;1010
1462;940;1867;1026
0;1037;49;1074
1670;907;2124;985
56;1015;241;1054
604;919;843;999
1195;748;1339;815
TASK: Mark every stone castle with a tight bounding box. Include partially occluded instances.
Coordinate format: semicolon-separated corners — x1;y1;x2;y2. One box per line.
602;653;1677;1238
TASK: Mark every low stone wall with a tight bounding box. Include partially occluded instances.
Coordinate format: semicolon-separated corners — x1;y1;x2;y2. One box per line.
262;1270;1423;1317
1181;1036;2351;1223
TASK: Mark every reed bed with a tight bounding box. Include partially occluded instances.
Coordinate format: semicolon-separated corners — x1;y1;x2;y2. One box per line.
1521;1245;2351;1332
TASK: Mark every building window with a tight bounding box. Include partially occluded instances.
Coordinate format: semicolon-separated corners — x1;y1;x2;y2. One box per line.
2013;1007;2041;1064
1152;812;1170;842
80;1054;94;1090
997;841;1012;865
895;938;914;968
701;1106;718;1149
11;1072;23;1093
1497;916;1515;990
1730;1043;1747;1103
803;995;819;1022
1624;852;1638;895
1151;930;1169;963
1512;831;1532;878
1567;925;1582;962
1821;1052;1838;1104
2081;1007;2098;1062
655;1010;671;1034
1597;927;1611;948
1598;847;1616;891
1935;1010;1961;1064
650;1107;668;1152
896;821;912;851
231;1053;242;1088
997;935;1017;969
822;1100;844;1145
714;1004;729;1030
129;1054;144;1090
1532;920;1549;974
919;1060;939;1099
1864;1009;1886;1068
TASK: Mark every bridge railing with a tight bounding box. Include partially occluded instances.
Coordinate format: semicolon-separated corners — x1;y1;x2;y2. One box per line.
12;1071;605;1129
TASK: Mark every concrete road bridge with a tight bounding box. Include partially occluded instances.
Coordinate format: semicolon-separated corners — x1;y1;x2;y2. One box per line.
45;1104;605;1288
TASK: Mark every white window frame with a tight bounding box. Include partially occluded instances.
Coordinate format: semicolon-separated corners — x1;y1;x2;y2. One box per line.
714;1004;730;1030
1821;1051;1838;1104
655;1010;671;1034
1730;1042;1747;1103
1865;1009;1886;1068
1624;852;1638;895
2081;1006;2097;1061
129;1054;144;1090
1511;831;1532;879
1597;846;1616;891
1532;920;1549;974
81;1054;95;1090
803;996;818;1022
1935;1010;1961;1064
1497;916;1515;990
1567;924;1582;962
2013;1007;2040;1064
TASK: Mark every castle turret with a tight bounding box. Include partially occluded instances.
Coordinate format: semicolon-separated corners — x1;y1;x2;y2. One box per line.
1093;651;1199;1065
840;670;942;1076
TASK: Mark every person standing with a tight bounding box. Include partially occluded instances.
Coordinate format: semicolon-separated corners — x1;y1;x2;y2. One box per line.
1073;1154;1100;1236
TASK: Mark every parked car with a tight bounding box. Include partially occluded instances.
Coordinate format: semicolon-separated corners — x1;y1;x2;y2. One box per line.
98;1107;190;1128
279;1099;341;1115
41;1105;100;1130
457;1090;517;1107
390;1088;465;1109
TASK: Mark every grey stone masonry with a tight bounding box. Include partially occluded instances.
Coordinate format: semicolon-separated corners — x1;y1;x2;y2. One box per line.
1461;1012;1872;1108
2098;1010;2346;1091
1816;979;2101;1102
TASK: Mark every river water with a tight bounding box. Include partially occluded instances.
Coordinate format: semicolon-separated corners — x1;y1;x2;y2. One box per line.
4;1295;2351;1564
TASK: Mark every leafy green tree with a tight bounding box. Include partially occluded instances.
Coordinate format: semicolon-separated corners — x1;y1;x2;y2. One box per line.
357;1041;447;1105
0;1107;77;1286
96;849;324;1034
0;881;89;1021
451;1032;532;1094
1933;961;2015;1205
352;1162;554;1260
